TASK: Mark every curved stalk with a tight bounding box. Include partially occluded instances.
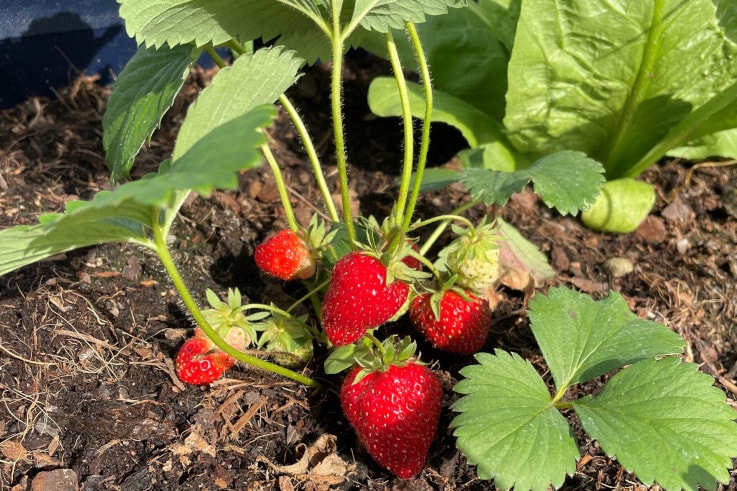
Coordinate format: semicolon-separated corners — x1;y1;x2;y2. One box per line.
261;142;299;232
205;45;227;68
385;30;415;225
416;199;481;256
151;211;321;388
279;94;340;223
402;22;433;230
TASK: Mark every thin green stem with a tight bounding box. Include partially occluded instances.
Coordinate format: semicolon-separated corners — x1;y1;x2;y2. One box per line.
279;94;340;223
385;30;414;226
261;142;299;233
151;213;321;388
330;13;356;243
224;38;246;57
205;45;227;68
402;22;433;231
417;199;481;256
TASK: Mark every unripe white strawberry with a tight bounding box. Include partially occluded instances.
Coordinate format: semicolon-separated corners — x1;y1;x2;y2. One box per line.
438;220;501;294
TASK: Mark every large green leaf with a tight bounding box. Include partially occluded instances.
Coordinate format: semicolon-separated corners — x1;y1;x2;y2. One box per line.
119;0;313;49
451;350;579;490
173;47;302;159
574;357;737;491
0;106;275;277
107;106;276;206
528;287;685;390
119;0;467;63
504;0;737;179
458;151;604;215
0;199;155;277
103;44;195;182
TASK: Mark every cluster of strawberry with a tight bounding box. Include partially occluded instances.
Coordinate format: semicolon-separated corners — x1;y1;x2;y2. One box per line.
175;216;501;479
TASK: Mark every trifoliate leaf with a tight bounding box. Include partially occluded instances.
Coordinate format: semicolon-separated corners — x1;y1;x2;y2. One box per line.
528;287;685;391
173;47;302;159
459;150;604;214
103;44;195;182
451;350;579;490
574;357;737;491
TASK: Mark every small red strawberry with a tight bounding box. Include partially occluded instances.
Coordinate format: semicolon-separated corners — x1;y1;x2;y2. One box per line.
321;251;410;346
409;289;491;355
340;362;442;479
254;229;316;281
175;336;235;385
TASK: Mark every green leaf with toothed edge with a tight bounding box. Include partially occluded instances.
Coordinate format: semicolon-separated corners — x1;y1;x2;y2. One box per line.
451;350;579;490
574;357;737;491
528;286;685;390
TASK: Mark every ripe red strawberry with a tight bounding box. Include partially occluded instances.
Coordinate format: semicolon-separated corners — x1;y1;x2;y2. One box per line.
340;362;442;479
175;337;235;385
409;289;491;355
322;251;410;346
254;229;316;281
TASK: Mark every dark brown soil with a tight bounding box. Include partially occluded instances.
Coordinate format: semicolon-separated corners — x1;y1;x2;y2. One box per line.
1;55;736;491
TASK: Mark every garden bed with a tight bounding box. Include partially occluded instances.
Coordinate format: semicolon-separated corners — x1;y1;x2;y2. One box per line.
1;56;736;490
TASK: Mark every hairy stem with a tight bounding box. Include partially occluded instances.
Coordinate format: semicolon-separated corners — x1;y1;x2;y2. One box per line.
402;22;433;231
417;199;481;256
261;142;299;232
385;29;414;227
331;14;356;243
279;94;340;223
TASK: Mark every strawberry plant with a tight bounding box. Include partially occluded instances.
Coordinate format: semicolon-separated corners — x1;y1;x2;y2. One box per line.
0;0;736;488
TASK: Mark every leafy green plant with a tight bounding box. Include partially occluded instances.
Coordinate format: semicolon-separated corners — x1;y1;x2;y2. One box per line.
0;0;735;488
452;287;737;490
367;0;737;232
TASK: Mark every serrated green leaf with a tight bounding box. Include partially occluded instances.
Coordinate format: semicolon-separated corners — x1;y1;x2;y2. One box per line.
458;151;604;214
173;47;302;159
528;287;685;390
97;106;275;210
522;151;605;215
0;198;155;277
451;350;579;490
458;168;528;207
103;44;195;182
354;0;467;33
119;0;307;48
0;106;274;278
574;357;737;491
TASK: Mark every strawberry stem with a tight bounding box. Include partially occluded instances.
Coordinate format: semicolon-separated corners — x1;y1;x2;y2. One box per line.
151;212;322;388
204;44;226;69
417;199;482;256
279;94;340;223
385;29;415;227
401;22;433;232
260;141;300;233
330;15;356;244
